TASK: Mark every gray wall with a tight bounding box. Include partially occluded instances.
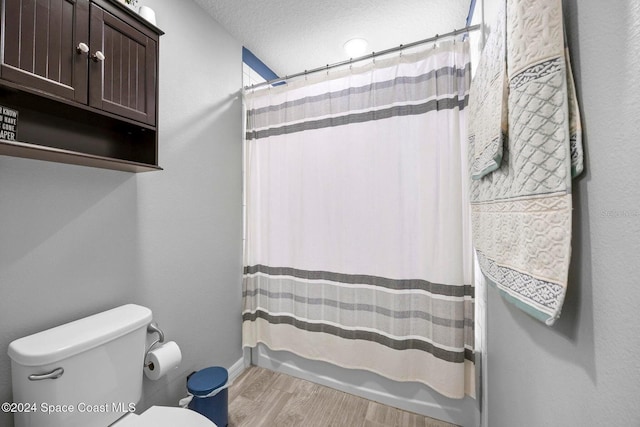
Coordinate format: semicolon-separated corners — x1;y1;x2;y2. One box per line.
0;1;243;425
486;1;640;426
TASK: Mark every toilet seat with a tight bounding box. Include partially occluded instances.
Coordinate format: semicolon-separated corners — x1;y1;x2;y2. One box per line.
112;406;217;427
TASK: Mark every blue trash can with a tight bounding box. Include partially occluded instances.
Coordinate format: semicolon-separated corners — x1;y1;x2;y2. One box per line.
187;366;229;427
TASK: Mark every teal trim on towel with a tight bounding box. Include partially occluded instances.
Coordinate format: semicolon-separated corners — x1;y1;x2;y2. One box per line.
470;134;505;180
484;275;553;324
471;156;501;180
495;287;552;324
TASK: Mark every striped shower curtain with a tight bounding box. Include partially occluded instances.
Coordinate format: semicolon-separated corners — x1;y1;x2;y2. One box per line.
242;41;474;398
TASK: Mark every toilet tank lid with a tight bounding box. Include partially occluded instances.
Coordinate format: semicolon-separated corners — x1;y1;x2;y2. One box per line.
8;304;152;366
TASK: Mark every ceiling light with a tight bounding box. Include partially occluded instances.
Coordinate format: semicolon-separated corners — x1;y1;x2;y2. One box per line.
343;38;368;58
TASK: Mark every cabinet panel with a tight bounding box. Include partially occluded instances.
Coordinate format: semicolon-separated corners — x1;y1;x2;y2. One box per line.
1;0;89;103
89;3;156;125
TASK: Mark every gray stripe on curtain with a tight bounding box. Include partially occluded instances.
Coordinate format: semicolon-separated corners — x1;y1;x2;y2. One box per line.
244;270;474;351
247;65;471;119
244;264;474;298
245;95;469;141
242;278;474;349
243;287;467;327
243;310;474;363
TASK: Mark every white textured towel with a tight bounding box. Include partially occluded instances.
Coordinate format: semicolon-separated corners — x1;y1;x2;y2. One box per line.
469;0;583;325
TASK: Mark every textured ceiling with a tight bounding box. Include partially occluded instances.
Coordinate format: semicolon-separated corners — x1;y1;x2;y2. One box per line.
192;0;471;78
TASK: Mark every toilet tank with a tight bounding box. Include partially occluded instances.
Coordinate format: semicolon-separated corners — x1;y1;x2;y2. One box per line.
7;304;152;427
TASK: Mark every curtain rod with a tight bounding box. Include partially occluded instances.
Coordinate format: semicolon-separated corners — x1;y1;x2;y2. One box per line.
245;24;481;90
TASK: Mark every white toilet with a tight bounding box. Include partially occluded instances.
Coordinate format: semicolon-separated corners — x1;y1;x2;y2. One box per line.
7;304;216;427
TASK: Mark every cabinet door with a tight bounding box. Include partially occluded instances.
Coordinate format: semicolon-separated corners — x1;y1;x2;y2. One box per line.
89;3;156;125
1;0;89;103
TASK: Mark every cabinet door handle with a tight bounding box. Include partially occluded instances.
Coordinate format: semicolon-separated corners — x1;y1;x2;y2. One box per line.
76;42;90;55
92;51;106;62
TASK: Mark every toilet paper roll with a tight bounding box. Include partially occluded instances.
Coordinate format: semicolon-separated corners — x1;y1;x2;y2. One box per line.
144;341;182;380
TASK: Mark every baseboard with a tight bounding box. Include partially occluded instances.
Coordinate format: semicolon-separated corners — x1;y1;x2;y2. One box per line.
227;357;246;384
252;346;477;426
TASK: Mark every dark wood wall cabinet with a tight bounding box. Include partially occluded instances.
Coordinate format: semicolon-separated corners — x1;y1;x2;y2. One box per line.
0;0;163;172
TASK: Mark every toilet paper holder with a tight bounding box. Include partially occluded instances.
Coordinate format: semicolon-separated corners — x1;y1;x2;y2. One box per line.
144;322;165;367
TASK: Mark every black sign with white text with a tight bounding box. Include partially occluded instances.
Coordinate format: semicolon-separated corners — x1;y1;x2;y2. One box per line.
0;105;18;141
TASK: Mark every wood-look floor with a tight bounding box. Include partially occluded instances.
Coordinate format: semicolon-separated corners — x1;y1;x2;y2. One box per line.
227;366;458;427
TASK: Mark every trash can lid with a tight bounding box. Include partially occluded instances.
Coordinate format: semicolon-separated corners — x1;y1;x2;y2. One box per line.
187;366;228;397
